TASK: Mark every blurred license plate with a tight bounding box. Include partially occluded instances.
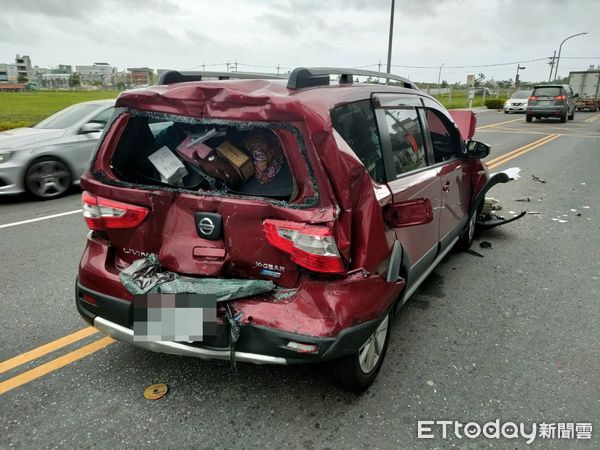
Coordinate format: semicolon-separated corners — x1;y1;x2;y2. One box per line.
133;293;217;341
539;100;552;105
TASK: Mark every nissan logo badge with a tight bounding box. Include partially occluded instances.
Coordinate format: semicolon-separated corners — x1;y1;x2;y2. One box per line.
198;217;215;236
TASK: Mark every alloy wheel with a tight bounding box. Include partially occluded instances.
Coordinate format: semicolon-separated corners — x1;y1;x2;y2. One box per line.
358;315;389;374
26;159;71;198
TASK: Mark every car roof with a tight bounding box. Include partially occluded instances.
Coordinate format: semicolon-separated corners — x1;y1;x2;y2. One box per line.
115;79;435;121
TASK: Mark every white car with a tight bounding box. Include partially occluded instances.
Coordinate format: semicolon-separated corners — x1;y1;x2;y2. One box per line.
504;90;531;114
0;99;115;198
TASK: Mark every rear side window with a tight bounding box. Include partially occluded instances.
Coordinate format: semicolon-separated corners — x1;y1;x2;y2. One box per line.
533;87;561;97
425;109;461;163
382;109;426;176
331;100;385;183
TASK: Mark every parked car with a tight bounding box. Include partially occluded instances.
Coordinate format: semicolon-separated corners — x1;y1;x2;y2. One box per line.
526;85;577;123
75;68;513;391
0;99;115;198
503;90;531;113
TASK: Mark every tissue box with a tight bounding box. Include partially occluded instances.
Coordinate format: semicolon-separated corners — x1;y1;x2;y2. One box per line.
216;141;254;181
148;146;188;185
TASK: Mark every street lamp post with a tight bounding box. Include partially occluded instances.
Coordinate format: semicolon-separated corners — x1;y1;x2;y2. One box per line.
386;0;395;81
437;62;446;85
515;65;526;86
553;32;587;80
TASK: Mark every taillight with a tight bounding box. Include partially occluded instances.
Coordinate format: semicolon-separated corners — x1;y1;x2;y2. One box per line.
262;219;345;273
529;96;538;101
554;95;566;101
82;191;148;231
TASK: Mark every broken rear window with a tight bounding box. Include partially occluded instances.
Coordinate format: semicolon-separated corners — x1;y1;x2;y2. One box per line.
107;111;312;203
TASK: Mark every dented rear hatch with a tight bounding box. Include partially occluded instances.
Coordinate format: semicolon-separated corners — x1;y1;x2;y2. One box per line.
83;101;338;289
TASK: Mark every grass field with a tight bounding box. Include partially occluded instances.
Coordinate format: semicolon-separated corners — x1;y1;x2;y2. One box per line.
0;88;504;132
0;90;120;131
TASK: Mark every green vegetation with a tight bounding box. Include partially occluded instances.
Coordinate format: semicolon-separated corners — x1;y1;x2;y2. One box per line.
431;90;498;109
484;99;506;109
0;90;119;131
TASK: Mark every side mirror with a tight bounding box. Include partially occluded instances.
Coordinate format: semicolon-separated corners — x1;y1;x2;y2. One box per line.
466;140;491;159
79;122;104;134
573;93;579;99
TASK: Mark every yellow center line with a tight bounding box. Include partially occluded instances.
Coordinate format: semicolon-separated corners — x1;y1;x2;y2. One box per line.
485;134;556;167
0;336;115;395
476;117;523;130
584;113;600;123
487;134;561;169
0;327;99;375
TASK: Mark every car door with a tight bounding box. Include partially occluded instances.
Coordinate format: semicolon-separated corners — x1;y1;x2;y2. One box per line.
372;94;442;284
420;99;470;249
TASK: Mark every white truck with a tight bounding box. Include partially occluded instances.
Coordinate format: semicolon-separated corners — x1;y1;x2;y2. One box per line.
569;70;600;112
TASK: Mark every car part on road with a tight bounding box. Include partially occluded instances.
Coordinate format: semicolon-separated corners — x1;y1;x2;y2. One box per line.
465;249;484;257
479;241;492;249
477;211;527;230
25;157;72;199
532;174;546;183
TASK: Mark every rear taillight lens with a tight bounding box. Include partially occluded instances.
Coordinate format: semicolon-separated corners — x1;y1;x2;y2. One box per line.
529;96;538;101
554;95;566;101
262;219;345;273
82;191;148;231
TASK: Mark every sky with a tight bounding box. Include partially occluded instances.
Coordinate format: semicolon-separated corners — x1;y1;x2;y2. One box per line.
1;0;599;84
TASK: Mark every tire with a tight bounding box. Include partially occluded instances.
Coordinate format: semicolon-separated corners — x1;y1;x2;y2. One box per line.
329;311;392;392
568;108;575;120
24;157;72;199
526;115;532;122
560;110;567;123
456;209;477;251
504;110;508;114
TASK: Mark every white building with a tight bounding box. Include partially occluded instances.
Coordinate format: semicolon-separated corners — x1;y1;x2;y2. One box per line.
0;63;19;82
15;54;34;81
75;63;117;86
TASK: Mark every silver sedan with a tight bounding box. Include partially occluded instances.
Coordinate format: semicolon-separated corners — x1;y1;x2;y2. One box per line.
0;99;115;199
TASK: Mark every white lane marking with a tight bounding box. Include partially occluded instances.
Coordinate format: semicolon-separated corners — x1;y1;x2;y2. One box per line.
0;209;82;229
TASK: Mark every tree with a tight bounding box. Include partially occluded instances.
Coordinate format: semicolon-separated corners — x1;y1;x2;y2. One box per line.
441;80;448;88
69;73;81;88
474;72;486;87
17;74;28;83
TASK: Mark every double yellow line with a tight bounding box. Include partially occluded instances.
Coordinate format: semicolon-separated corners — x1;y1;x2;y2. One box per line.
486;134;560;169
0;327;114;395
584;113;600;123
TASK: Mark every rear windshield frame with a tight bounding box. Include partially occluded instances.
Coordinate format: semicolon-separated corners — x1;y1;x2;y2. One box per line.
90;109;320;209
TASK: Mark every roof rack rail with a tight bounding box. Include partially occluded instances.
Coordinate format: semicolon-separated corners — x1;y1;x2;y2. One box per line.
286;67;418;90
158;70;286;85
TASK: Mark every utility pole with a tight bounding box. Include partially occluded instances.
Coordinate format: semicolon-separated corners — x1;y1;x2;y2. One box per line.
547;51;556;82
234;60;238;72
378;60;382;72
385;0;395;82
226;61;230;72
276;64;280;76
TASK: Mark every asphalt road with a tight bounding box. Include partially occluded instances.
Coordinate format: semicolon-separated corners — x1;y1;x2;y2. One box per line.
1;110;599;448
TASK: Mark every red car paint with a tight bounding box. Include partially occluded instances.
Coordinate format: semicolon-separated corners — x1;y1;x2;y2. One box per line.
77;77;488;355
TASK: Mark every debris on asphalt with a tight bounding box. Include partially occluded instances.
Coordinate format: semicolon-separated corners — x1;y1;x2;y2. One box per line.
479;241;493;249
570;209;577;212
515;197;531;202
477;211;527;230
580;182;586;186
481;197;501;215
503;167;522;180
532;174;546;183
582;206;590;209
466;249;484;258
528;211;541;214
143;383;168;400
552;218;568;223
577;213;582;217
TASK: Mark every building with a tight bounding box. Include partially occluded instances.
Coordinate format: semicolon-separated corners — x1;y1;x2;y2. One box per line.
0;63;19;83
75;63;116;86
15;54;33;82
127;67;154;86
40;73;71;89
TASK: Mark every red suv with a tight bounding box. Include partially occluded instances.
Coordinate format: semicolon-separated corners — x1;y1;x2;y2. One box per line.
76;67;507;391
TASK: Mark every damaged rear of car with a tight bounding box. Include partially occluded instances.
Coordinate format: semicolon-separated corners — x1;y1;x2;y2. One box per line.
76;73;406;391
